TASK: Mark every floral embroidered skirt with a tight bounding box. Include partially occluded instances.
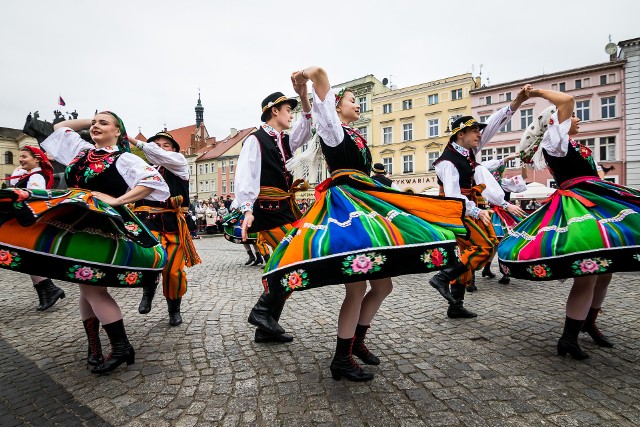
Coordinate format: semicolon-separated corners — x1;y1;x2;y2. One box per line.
0;188;166;287
261;173;468;297
498;178;640;280
490;205;524;239
221;210;258;244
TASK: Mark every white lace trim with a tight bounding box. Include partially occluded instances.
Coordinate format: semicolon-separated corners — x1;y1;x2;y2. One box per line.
300;209;411;231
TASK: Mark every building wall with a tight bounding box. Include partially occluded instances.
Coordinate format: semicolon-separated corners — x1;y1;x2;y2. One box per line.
471;61;626;187
370;73;477;193
619;38;640;187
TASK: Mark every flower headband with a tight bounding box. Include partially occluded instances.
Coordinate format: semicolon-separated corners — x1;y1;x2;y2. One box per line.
334;88;348;107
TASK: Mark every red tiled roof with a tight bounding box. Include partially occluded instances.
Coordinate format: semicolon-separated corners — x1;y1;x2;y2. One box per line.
134;132;147;142
197;127;256;161
163;124;198;151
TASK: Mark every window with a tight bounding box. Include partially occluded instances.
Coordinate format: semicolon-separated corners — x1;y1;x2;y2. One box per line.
496;146;517;168
189;165;193;175
359;96;367;112
221;161;226;173
451;88;462;100
230;180;234;193
608;73;615;84
211;161;216;171
199;181;203;192
559;82;566;92
205;181;209;191
403;123;413;141
403;99;412;110
428;94;438;105
500;119;512;133
551;83;558;91
229;160;234;173
481;148;493;163
601;97;616;119
520;109;533;129
204;163;209;174
583;78;590;87
4;151;13;164
577;138;596;155
316;163;323;183
357;126;368;141
428;119;439;137
479;115;489;123
599;137;616;161
575;79;582;90
485;95;492;105
427;151;439;170
222;180;226;193
600;75;607;85
198;164;203;175
383;127;393;144
505;92;512;101
403;155;414;173
382;157;393;175
383;103;392;114
576;100;590;121
210;180;215;191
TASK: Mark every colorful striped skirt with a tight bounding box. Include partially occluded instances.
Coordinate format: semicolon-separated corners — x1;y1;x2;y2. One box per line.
0;188;166;287
491;205;524;238
261;170;468;297
498;177;640;280
221;210;258;244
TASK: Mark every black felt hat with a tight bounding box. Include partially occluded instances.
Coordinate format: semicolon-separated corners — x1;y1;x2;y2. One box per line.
372;163;386;174
148;131;180;152
261;92;298;122
449;116;487;142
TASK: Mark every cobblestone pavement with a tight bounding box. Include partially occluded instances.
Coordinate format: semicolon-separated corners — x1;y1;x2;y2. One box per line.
1;235;639;426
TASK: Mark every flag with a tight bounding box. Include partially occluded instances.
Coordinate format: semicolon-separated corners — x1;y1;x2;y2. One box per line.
58;96;66;106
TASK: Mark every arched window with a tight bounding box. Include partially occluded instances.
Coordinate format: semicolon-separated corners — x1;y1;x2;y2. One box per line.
4;151;13;165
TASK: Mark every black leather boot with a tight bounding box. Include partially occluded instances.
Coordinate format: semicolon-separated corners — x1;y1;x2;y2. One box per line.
82;317;104;366
558;316;589;360
138;283;157;314
581;308;613;348
330;336;374;382
481;264;496;278
429;263;467;304
466;274;477;292
91;319;135;374
251;253;264;266
254;294;293;343
245;251;256;266
498;275;510;284
168;298;183;327
352;324;380;365
248;292;285;335
447;284;477;318
34;279;65;311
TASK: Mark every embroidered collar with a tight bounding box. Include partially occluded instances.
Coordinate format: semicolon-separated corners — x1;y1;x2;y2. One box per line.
451;142;470;157
262;124;284;139
93;145;120;153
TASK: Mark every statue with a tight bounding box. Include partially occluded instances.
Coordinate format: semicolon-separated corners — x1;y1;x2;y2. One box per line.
53;110;65;124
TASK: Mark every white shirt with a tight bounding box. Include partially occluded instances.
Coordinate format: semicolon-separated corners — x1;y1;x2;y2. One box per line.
540;112;572;158
312;86;347;148
41;127;170;201
136;140;189;181
434;106;514;218
9;167;47;189
235;112;312;213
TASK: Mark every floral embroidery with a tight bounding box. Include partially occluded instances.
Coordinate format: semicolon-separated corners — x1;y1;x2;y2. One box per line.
0;250;21;268
548;118;554;125
500;264;510;276
634;254;640;262
262;278;269;293
124;222;142;236
342;252;386;275
342;125;371;170
526;263;551;278
66;265;104;282
281;269;309;292
421;247;449;269
117;271;143;286
571;258;611;275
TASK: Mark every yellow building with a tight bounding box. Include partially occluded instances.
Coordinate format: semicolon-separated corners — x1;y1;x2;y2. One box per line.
1;128;39;184
370;73;478;193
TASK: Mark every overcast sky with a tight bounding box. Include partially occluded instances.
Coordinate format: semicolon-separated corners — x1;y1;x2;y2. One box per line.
1;0;637;139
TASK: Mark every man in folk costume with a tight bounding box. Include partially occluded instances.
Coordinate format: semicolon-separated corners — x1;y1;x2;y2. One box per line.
237;79;312;343
430;85;531;318
130;132;201;326
370;163;400;190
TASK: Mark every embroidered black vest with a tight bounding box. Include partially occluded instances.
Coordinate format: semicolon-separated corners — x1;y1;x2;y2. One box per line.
319;127;372;176
433;144;477;189
543;140;598;186
14;171;46;189
136;167;192;233
65;149;129;196
371;173;393;187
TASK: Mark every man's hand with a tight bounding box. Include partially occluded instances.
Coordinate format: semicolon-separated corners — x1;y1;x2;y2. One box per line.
478;209;492;226
241;211;254;241
291;71;308;87
506;203;526;218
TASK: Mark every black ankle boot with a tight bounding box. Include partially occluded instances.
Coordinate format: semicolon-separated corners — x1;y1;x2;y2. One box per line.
248;292;285;335
581;308;613;348
558;316;589;360
138;284;157;314
254;294;293;343
91;319;135;374
429;263;467;304
34;279;65;311
498;275;510;284
245;251;256;266
330;336;374;382
82;317;104;366
251;253;264;266
447;284;477;318
481;264;496;278
352;324;380;365
168;298;183;327
466;274;477;292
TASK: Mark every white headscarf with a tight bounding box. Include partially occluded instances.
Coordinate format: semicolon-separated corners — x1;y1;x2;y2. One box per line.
519;105;556;170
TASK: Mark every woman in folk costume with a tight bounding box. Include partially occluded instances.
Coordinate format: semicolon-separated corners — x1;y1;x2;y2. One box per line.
498;89;640;360
476;154;528;285
262;67;468;382
0;112;169;374
4;146;66;310
130;131;201;327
